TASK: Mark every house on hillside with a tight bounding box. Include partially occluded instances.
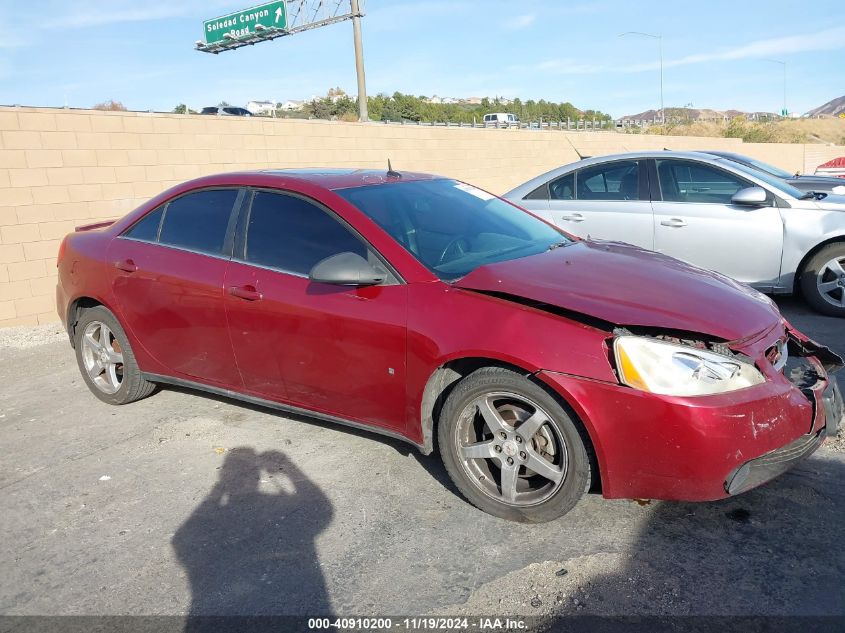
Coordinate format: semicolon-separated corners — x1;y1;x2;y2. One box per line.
279;100;305;111
246;100;276;116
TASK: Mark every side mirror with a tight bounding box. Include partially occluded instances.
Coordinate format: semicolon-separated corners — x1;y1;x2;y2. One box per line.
731;186;768;206
309;252;385;286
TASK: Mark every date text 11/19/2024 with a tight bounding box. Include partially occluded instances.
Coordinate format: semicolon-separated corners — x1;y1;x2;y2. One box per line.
307;617;528;630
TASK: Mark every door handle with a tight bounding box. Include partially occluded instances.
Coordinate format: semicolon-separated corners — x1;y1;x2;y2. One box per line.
560;213;585;222
114;258;137;273
228;285;263;301
660;218;688;228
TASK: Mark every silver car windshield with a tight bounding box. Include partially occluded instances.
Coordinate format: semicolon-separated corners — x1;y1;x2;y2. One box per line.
715;159;805;199
735;156;793;180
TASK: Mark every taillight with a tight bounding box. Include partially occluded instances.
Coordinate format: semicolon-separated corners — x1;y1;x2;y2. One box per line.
57;236;68;267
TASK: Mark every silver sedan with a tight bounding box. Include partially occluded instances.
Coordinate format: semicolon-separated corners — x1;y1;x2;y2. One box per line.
504;151;845;317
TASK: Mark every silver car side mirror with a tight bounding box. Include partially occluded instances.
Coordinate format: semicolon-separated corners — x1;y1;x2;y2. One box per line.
731;186;768;206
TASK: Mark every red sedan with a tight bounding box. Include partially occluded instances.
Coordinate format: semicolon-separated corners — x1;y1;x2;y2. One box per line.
56;169;844;522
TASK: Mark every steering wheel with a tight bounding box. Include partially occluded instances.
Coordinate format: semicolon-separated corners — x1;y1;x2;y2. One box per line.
437;237;470;265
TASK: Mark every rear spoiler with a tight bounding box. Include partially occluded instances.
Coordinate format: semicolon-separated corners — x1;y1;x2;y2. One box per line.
74;220;116;232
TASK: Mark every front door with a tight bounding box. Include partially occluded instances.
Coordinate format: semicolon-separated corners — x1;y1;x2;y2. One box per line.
108;188;243;387
224;190;408;433
651;158;784;288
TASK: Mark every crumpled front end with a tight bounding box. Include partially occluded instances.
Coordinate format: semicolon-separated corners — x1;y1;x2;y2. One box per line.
537;322;843;502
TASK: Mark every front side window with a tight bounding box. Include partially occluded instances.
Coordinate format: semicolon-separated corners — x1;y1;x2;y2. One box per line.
244;192;368;276
158;189;238;255
657;159;750;204
576;160;640;201
337;179;566;280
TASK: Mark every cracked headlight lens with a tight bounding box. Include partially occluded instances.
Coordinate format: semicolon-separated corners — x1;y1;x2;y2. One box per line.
614;336;766;396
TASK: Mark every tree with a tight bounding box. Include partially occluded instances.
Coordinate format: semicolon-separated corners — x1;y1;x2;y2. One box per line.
93;100;127;111
173;104;190;114
308;88;613;124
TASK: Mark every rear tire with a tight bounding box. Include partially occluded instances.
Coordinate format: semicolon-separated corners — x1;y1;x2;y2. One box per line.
437;367;591;523
74;305;155;405
800;243;845;317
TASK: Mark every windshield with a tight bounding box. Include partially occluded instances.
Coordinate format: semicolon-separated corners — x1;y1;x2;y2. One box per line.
336;179;568;280
731;155;793;179
715;158;806;199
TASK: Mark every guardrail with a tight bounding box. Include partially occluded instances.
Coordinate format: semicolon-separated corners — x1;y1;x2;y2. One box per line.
377;118;619;131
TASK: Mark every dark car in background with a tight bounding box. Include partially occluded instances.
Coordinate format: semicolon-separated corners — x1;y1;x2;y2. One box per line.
200;106;253;116
703;151;845;195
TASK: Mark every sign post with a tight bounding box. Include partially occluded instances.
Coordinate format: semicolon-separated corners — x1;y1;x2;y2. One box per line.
350;0;368;121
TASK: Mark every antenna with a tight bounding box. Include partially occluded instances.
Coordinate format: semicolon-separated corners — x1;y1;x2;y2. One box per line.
387;159;402;178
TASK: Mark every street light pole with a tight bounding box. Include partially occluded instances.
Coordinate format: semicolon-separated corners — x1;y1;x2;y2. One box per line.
620;31;664;132
350;0;368;122
765;59;786;117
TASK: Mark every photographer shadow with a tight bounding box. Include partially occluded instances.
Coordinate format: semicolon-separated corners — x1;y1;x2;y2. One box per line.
172;447;334;624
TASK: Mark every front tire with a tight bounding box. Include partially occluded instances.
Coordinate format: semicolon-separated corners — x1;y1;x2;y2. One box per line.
437;367;591;523
74;305;155;405
800;242;845;317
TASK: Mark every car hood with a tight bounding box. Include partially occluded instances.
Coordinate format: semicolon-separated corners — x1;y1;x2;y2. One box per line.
813;193;845;209
790;176;845;195
453;241;782;342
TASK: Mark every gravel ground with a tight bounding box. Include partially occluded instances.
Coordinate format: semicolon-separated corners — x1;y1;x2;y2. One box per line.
0;322;67;349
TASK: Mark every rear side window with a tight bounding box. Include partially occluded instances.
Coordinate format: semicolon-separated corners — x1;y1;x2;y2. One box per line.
244;192;368;276
549;173;575;200
576;160;640;201
125;206;164;242
159;189;238;255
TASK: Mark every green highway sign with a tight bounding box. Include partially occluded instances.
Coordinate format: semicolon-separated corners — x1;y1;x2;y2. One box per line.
203;1;287;44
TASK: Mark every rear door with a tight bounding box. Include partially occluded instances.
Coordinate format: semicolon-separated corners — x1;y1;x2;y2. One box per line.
651;158;783;287
224;189;408;432
108;188;244;387
545;159;654;248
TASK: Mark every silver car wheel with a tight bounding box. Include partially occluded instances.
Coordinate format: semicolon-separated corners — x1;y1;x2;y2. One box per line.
81;321;124;394
816;256;845;308
454;391;567;507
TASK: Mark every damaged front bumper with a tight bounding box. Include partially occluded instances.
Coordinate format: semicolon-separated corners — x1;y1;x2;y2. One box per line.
536;325;843;502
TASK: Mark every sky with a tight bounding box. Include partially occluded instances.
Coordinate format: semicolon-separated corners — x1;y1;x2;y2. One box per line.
0;0;843;118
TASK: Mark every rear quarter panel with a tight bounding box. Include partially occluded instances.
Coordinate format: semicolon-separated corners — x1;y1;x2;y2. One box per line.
58;229;117;328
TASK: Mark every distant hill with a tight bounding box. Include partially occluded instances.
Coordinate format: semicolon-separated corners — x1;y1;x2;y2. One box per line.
623;96;845;120
806;95;845;117
622;107;776;121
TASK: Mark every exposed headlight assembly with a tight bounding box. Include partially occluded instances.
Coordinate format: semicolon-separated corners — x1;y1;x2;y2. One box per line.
614;336;765;397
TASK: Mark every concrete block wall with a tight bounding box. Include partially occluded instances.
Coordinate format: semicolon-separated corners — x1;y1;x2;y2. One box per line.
0;106;843;327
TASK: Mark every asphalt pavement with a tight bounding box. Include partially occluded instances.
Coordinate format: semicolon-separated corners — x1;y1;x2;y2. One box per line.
1;297;843;623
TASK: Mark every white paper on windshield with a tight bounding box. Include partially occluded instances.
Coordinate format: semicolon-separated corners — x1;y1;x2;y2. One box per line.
454;182;495;201
832;185;845;195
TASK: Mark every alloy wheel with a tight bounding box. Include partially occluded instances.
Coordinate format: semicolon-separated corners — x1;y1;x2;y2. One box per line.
816;255;845;308
454;391;567;507
81;321;124;394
